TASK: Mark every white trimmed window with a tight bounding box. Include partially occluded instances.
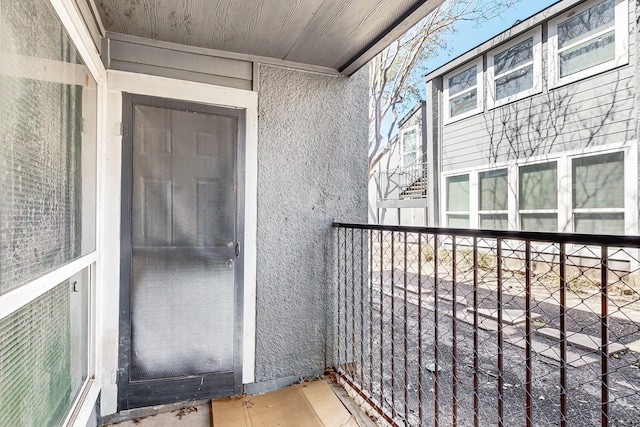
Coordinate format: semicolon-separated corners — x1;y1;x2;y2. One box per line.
487;27;542;108
548;0;628;88
478;169;509;230
445;174;470;227
443;57;483;123
441;143;637;235
401;127;418;166
519;162;558;232
572;152;624;234
0;0;98;425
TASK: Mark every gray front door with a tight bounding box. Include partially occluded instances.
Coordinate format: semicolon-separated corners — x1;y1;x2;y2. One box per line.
119;94;244;410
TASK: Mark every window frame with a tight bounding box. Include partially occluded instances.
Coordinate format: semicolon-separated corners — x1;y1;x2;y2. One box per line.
443;57;484;124
569;150;626;234
478;168;510;230
440;141;637;235
517;160;559;232
443;173;472;228
400;125;420;167
487;27;542;109
547;0;629;89
0;0;104;425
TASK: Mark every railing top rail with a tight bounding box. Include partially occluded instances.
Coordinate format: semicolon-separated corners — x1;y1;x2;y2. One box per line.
332;222;640;248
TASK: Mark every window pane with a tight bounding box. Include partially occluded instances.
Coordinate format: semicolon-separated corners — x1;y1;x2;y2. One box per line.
402;129;417;153
448;214;470;228
0;269;89;426
521;213;558;232
495;65;534;100
446;175;469;211
479;169;508;210
574;212;624;234
520;162;557;210
573;152;623;209
494;37;533;75
560;30;615;77
403;152;416;166
0;0;98;294
450;89;478;117
480;214;508;230
558;0;615;48
448;65;477;96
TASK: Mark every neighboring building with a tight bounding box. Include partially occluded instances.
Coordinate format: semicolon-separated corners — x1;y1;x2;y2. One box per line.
373;0;639;233
423;0;639;234
0;1;447;426
372;101;429;226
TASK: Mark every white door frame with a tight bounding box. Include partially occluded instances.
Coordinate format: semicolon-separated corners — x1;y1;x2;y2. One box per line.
100;70;258;415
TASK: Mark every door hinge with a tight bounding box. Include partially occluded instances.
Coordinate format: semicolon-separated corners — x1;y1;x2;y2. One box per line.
113;368;126;383
116;122;129;136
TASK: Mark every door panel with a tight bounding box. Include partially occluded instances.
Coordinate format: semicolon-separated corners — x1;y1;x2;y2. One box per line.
119;94;244;409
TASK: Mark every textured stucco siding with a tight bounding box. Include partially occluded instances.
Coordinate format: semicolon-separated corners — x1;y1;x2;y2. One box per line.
255;65;368;383
440;3;637;172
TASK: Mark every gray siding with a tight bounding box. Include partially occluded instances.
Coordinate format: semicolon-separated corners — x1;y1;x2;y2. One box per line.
255;65;368;383
102;33;254;90
440;4;637;172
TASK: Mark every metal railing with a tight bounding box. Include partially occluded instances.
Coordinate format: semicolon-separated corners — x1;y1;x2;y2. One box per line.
331;223;640;426
376;161;428;201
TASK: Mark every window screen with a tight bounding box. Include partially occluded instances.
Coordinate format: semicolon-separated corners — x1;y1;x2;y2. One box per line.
520;162;557;210
519;161;558;232
0;0;97;295
0;270;89;426
572;152;623;209
479;169;508;211
402;129;417;166
446;175;469;211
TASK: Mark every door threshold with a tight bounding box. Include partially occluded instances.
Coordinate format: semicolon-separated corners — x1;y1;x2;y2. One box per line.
101;399;210;425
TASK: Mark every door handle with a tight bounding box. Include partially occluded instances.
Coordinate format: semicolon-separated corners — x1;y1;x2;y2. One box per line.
235;243;240;257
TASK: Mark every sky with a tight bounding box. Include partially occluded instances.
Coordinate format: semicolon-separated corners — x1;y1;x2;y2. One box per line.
422;0;559;74
390;0;560;125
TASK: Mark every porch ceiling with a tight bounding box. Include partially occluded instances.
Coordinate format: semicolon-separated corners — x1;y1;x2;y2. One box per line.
95;0;445;76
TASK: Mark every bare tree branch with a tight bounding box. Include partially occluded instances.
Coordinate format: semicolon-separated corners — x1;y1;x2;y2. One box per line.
369;0;522;179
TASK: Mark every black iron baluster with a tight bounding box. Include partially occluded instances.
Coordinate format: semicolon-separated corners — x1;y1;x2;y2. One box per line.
525;241;532;427
601;245;609;427
497;239;504;427
473;237;479;427
452;237;458;427
434;234;440;427
560;243;567;427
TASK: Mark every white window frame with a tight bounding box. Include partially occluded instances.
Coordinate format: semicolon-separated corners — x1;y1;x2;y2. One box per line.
0;1;107;426
443;57;484;124
517;160;559;232
400;125;420;167
478;167;510;230
440;140;638;236
547;0;629;89
487;27;542;109
565;146;636;234
442;173;473;228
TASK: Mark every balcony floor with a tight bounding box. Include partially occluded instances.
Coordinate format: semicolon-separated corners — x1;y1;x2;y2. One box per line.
105;380;370;426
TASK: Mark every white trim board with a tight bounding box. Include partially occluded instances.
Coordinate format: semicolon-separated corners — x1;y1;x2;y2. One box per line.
101;70;258;416
0;253;97;320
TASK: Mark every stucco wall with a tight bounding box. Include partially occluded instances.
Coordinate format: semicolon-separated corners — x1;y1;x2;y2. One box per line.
255;65;368;384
